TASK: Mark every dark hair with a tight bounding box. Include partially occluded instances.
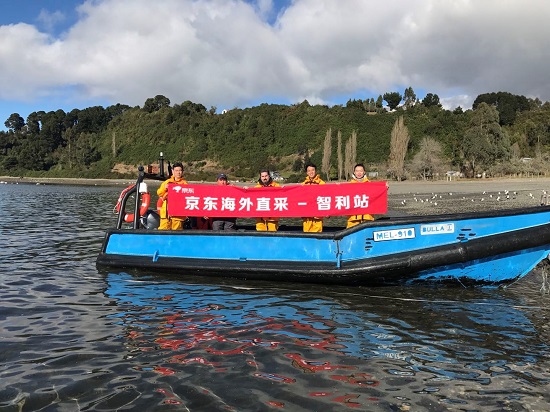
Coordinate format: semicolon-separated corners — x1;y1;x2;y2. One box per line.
259;168;270;175
353;163;365;171
305;163;317;171
173;162;184;170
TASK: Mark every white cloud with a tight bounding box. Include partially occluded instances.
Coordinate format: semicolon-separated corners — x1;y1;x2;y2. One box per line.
0;0;549;115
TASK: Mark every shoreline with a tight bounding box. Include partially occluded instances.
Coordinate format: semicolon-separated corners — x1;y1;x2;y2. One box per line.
3;175;550;216
0;176;136;187
3;175;550;192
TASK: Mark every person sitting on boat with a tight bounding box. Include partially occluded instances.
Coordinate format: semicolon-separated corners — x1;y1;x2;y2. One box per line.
255;169;280;231
302;163;325;232
346;163;375;228
211;173;237;231
188;216;212;230
157;162;188;230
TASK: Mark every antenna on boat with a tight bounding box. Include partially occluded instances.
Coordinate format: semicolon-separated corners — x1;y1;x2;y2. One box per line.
159;152;165;178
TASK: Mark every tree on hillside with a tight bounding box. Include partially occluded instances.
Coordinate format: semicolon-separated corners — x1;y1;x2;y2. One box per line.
26;111;43;135
461;102;510;176
409;137;446;179
337;130;343;180
383;92;402;111
376;95;384;111
5;113;24;132
422;93;441;108
75;106;111;134
143;95;171;113
473;92;530;126
403;87;417;108
322;128;332;181
388;116;410;180
344;130;357;178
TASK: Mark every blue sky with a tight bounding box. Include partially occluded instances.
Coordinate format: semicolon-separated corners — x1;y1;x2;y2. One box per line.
1;0;550;131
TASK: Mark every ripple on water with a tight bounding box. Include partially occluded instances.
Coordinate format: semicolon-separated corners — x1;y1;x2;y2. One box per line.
1;184;550;410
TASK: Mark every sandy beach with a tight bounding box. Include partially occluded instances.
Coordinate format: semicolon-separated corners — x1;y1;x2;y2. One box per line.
3;175;550;215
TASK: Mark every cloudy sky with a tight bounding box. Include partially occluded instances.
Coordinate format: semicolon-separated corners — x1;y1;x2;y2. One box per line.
1;0;549;130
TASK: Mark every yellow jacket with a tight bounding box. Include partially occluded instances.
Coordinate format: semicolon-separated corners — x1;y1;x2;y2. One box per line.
255;180;280;222
348;177;374;224
157;176;188;219
255;180;280;188
301;174;325;186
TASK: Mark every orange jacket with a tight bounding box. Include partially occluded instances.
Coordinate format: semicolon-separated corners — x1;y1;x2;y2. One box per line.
348;177;373;222
157;176;188;218
255;179;280;221
301;174;325;185
255;180;280;188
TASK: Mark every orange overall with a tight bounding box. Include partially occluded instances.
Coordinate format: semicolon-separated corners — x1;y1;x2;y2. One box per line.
157;176;188;230
255;180;281;231
302;174;325;232
346;178;375;228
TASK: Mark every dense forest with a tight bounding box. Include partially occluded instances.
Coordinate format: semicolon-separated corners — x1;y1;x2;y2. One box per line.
1;89;549;182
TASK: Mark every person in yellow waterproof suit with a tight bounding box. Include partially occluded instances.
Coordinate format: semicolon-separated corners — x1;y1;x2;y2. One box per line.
255;169;280;231
157;162;188;230
346;163;375;228
301;163;325;232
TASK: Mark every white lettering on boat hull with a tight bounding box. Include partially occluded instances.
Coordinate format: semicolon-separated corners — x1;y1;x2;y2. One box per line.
373;228;416;242
420;223;455;235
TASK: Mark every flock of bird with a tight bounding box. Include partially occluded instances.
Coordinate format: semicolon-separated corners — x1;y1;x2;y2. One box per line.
392;188;547;213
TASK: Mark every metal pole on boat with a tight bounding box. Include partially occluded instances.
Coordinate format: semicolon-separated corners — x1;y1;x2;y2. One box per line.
116;184;136;229
133;166;145;229
159;152;165;178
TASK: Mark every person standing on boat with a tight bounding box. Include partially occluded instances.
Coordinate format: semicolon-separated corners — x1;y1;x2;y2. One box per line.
302;163;325;232
255;169;280;231
346;163;375;228
211;173;237;231
157;162;188;230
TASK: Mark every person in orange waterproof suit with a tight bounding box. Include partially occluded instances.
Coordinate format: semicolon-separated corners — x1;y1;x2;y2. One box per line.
157;162;188;230
255;169;280;231
346;163;375;228
301;163;325;232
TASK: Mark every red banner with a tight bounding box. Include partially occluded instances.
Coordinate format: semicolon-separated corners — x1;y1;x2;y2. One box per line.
167;182;387;217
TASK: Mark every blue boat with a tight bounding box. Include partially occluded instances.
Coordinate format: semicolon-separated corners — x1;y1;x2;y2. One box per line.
97;168;550;286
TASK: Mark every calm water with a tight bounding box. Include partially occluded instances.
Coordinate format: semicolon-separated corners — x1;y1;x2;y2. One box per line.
2;183;550;411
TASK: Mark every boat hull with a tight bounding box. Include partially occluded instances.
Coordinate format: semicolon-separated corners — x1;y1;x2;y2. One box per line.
97;206;550;286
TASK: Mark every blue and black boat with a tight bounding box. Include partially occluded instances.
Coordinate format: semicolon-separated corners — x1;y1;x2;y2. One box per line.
97;167;550;286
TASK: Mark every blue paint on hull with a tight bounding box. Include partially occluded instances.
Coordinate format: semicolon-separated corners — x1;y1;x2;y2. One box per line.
97;206;550;286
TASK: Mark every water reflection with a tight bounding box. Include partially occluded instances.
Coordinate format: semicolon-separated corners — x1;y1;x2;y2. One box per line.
2;183;550;410
103;271;550;410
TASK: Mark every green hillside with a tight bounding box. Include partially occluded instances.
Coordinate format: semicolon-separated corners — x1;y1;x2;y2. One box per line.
2;91;550;181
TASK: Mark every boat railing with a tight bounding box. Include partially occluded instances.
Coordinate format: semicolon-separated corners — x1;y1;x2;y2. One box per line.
116;166;145;230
